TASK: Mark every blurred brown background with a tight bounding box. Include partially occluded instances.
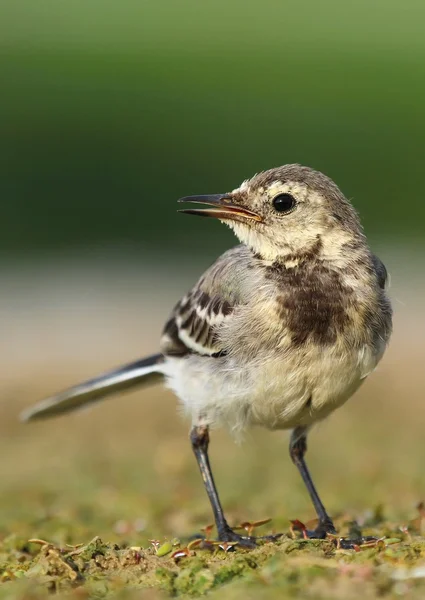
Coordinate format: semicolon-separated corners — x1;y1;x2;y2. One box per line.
1;0;425;545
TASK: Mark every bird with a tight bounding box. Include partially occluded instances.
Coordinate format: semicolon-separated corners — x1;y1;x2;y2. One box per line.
21;164;392;548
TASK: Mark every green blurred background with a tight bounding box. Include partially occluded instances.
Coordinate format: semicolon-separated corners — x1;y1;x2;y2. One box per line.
1;0;425;573
2;0;425;258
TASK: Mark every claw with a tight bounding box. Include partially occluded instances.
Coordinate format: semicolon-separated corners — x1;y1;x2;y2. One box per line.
215;528;257;549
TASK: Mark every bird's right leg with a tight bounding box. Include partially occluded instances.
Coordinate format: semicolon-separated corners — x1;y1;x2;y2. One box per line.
190;424;259;547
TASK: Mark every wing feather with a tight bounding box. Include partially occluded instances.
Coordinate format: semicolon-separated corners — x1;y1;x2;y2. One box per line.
371;254;388;290
160;246;253;357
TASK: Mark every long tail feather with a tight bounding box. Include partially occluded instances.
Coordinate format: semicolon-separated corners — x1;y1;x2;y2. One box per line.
20;353;165;422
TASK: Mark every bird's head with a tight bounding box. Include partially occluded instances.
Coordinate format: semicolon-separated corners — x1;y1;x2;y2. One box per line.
179;164;364;262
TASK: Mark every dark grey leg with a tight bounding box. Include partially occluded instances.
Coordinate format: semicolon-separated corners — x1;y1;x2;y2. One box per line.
289;427;336;537
190;425;280;547
289;427;380;548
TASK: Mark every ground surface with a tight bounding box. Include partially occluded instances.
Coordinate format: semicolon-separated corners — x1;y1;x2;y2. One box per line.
1;269;425;599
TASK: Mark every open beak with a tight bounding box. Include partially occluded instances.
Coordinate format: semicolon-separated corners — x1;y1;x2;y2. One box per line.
178;194;262;222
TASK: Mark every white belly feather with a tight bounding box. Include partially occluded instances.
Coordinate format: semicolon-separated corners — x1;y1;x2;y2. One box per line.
163;342;382;437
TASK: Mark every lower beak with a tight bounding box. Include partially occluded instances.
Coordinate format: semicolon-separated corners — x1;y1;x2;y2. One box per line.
178;194;262;222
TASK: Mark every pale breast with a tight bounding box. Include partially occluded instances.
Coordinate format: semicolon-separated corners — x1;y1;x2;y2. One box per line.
247;343;381;430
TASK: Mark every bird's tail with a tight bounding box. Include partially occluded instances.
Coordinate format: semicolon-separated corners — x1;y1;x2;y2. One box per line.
20;353;165;422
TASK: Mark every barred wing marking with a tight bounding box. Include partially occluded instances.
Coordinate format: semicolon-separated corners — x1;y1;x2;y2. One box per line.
161;289;233;356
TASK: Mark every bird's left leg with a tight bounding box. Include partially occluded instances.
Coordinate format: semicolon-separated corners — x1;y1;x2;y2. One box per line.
289;427;378;548
289;427;336;538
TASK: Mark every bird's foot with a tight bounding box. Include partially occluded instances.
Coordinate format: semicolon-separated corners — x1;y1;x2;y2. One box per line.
291;518;379;550
216;525;282;549
305;517;337;540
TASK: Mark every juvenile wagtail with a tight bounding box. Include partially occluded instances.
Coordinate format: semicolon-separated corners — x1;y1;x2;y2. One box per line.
21;164;392;547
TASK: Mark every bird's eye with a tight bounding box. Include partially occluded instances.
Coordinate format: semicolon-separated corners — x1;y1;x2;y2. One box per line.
272;193;296;213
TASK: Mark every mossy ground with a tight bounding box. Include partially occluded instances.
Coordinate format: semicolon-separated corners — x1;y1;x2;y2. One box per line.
1;324;425;599
2;523;425;599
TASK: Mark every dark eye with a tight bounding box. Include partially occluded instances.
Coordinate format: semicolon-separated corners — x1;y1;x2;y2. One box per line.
272;193;296;213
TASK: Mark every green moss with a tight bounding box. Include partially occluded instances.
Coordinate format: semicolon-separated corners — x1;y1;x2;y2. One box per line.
3;530;425;598
213;555;258;586
77;536;111;562
156;566;177;594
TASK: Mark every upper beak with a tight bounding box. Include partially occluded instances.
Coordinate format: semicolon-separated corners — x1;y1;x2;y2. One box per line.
178;194;262;222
